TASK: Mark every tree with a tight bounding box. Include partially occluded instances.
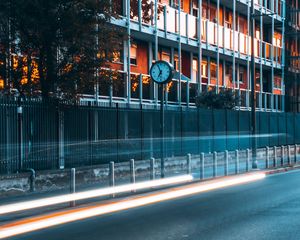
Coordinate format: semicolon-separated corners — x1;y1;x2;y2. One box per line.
0;0;163;100
195;88;240;110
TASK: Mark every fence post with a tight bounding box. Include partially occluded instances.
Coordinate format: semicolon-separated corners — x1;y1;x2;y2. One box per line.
187;153;192;175
213;152;217;177
225;151;229;176
58;109;65;170
281;146;284;166
150;157;155;180
200;153;204;180
130;159;135;192
70;168;76;207
246;149;250;172
17;104;24;172
288;145;291;165
274;146;277;167
235;150;239;174
266;147;269;169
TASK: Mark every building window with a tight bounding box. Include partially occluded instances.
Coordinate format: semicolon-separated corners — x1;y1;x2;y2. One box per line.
274;76;282;89
225;10;232;29
173;0;183;9
239;67;245;84
174;54;179;71
130;43;137;65
210;60;217;82
161;49;171;62
201;59;208;78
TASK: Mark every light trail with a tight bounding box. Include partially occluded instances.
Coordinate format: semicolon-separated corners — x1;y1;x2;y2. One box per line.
0;175;193;215
0;172;265;239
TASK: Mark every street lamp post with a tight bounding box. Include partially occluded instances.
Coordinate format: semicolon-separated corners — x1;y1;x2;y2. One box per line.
250;0;258;169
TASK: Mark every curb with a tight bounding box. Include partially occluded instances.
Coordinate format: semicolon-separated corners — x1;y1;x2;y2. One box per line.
265;164;300;175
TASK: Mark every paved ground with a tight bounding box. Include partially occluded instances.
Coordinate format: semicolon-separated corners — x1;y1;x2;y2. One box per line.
6;169;300;240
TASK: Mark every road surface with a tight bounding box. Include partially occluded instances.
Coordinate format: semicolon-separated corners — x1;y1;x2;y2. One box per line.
7;170;300;240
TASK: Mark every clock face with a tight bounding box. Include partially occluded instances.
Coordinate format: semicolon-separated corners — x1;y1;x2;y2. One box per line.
150;61;174;84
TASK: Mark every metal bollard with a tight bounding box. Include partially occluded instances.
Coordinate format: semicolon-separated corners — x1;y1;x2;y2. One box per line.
281;146;284;166
295;145;297;163
130;159;136;192
109;162;115;198
235;150;239;174
213;152;217;177
187;153;192;175
288;145;291;165
225;151;229;176
246;149;250;172
27;168;36;192
70;168;76;207
274;146;277;167
266;147;270;169
200;153;205;180
150;157;155;180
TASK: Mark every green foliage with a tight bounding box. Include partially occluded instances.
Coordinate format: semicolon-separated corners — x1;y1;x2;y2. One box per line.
195;88;240;110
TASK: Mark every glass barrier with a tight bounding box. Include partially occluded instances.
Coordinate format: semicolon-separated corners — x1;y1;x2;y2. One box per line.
201;19;207;42
166;7;176;33
239;33;248;54
224;28;232;49
188;15;197;39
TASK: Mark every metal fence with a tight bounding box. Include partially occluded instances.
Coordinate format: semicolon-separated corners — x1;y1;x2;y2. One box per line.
1;97;300;174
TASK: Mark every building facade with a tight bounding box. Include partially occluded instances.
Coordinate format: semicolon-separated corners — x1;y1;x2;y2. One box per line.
285;0;300;112
89;0;294;112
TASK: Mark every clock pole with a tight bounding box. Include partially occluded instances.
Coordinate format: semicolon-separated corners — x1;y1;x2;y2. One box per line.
149;60;174;179
160;84;165;178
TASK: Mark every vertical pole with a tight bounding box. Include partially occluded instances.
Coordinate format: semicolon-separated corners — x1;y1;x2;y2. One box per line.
235;150;239;174
246;149;250;172
266;147;269;169
200;152;204;180
213;151;217;177
216;0;220;92
281;145;284;166
160;84;165;178
17;101;23;172
178;0;182;104
274;146;277;167
225;150;229;176
58;107;65;169
130;159;135;192
126;0;131;104
187;153;192;175
294;144;297;163
197;0;202;94
150;157;155;180
250;0;258;169
70;168;76;207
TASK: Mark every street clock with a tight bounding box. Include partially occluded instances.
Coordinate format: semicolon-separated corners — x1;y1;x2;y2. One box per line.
150;60;174;84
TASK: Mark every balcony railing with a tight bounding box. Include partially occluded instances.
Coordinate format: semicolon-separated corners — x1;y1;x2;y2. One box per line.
130;4;282;66
81;71;284;112
254;0;283;17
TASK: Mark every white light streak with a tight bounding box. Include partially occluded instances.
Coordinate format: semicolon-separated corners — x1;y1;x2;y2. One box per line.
0;175;193;215
0;172;265;239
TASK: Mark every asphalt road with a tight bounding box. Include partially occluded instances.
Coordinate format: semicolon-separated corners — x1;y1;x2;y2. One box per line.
8;170;300;240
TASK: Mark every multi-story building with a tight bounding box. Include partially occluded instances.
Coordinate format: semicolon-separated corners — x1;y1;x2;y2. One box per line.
91;0;292;112
285;0;300;112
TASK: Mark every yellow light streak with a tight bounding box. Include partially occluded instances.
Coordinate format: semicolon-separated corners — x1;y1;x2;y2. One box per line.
0;172;265;239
